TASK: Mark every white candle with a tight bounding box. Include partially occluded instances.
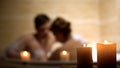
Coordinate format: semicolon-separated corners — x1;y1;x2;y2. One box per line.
60;50;70;61
20;51;31;60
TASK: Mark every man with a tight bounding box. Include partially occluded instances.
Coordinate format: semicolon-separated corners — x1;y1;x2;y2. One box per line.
5;14;55;61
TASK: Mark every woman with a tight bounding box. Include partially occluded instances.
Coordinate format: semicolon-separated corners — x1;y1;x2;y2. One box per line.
49;17;86;61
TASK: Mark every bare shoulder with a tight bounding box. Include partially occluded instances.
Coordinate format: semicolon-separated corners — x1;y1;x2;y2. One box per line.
20;34;35;42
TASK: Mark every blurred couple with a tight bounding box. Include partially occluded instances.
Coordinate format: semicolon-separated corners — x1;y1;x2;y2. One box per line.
4;14;86;61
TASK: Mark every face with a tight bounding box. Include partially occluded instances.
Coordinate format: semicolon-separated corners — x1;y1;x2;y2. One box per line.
37;22;51;37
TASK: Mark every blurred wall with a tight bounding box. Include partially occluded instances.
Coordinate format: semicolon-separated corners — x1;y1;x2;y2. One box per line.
0;0;35;52
99;0;120;50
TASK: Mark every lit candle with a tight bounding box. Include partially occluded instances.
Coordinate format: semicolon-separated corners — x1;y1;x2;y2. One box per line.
77;44;93;68
20;51;31;61
60;50;70;61
97;40;116;68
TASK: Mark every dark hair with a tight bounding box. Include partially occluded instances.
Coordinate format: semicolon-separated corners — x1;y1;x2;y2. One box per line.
51;17;71;37
34;14;50;29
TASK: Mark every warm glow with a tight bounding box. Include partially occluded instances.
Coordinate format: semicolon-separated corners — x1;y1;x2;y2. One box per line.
62;50;67;55
23;51;29;56
103;40;113;44
20;51;31;60
86;43;97;62
60;50;70;61
104;40;108;44
83;43;97;62
83;44;87;47
91;43;97;62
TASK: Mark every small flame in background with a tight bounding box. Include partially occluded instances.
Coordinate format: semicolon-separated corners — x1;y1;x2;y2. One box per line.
62;50;67;55
22;51;29;56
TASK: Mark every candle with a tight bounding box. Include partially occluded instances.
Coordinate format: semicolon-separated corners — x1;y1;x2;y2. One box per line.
20;51;31;61
97;40;116;68
60;50;70;61
77;44;93;68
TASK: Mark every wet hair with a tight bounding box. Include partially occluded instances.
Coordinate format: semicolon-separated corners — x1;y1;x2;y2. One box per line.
51;17;71;37
34;14;50;29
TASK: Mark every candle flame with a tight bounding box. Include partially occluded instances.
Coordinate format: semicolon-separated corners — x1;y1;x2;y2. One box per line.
83;44;87;47
20;51;31;60
22;51;29;56
62;50;67;55
104;40;108;44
